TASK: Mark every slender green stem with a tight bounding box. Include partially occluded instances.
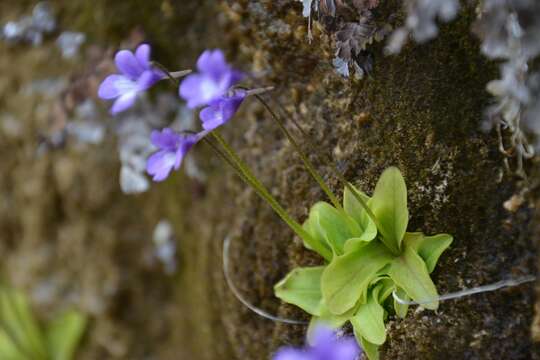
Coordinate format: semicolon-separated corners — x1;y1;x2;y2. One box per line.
253;95;343;211
261;94;383;231
209;132;332;261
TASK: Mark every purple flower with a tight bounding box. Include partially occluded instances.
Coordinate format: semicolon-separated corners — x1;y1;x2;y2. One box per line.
146;128;200;182
273;326;361;360
179;49;244;108
199;90;246;131
98;44;164;115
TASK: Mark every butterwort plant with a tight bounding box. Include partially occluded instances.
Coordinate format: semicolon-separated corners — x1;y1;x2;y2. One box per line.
274;167;453;360
98;45;453;360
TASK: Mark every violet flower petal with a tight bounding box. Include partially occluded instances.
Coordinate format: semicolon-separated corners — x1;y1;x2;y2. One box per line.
199;91;245;131
196;49;229;80
273;326;362;360
146;128;201;182
179;49;245;108
331;339;361;360
174;135;198;169
135;44;151;69
98;74;131;99
146;150;177;182
110;92;137;115
150;128;179;151
136;70;163;91
179;74;225;108
273;347;312;360
115;49;145;80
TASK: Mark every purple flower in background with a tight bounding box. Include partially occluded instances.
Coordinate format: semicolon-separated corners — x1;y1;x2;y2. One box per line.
98;44;164;115
199;90;246;131
146;128;200;182
273;326;361;360
179;49;244;108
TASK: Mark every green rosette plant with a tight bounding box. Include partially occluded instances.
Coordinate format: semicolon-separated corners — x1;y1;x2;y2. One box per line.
0;284;87;360
274;167;453;360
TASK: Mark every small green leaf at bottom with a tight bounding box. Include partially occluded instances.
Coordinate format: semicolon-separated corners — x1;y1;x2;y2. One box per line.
350;286;386;345
45;310;87;360
359;335;380;360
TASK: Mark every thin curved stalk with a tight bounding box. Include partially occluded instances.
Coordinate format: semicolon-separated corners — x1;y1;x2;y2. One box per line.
254;94;343;211
261;94;383;230
205;133;332;261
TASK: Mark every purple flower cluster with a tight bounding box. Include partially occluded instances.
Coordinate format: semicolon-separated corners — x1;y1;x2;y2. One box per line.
273;326;361;360
98;46;247;182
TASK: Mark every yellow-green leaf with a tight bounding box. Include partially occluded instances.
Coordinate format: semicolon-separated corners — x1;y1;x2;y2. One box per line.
393;287;409;318
321;241;394;315
0;287;48;359
370;167;409;254
274;267;325;316
404;232;453;273
309;202;363;256
46;310;87;360
359;335;380;360
388;247;439;310
343;184;377;241
350;286;386;345
302;212;333;261
0;327;28;360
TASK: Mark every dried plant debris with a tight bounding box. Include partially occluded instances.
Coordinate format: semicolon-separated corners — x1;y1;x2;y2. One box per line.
56;32;86;59
297;0;391;79
152;220;178;275
1;2;56;46
386;0;460;54
334;14;390;79
474;0;540;175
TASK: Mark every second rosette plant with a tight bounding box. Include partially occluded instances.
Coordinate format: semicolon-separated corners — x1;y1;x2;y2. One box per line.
274;167;453;360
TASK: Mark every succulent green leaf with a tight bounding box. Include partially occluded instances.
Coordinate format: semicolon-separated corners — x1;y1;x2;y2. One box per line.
343;184;377;241
274;267;325;316
350;285;386;345
309;202;363;255
359;335;380;360
321;241;394;315
46;310;87;360
370;167;409;254
388;247;439;310
302;213;333;261
403;232;453;273
0;327;28;360
343;237;371;253
393;287;409;318
374;278;395;303
0;286;48;359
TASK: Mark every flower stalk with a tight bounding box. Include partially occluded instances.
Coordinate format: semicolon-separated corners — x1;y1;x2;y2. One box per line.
257;94;384;233
209;131;332;261
253;94;343;212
